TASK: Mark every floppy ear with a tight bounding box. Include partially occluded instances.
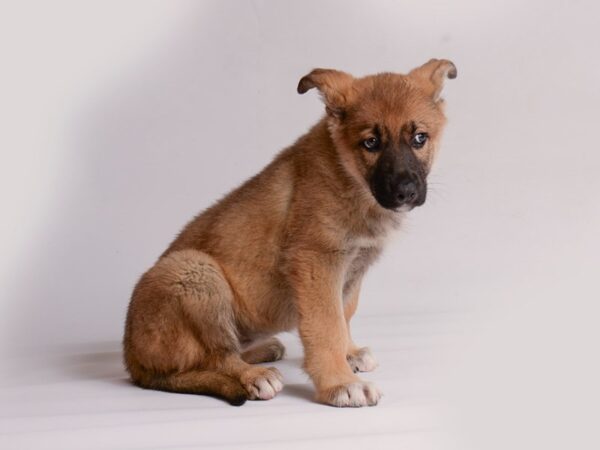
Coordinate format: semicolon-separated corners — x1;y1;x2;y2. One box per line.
408;59;457;102
297;68;355;118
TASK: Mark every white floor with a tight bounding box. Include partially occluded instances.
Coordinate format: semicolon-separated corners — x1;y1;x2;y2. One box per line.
0;313;465;450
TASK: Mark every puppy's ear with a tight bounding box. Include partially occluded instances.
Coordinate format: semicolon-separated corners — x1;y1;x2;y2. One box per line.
297;68;355;118
408;59;457;102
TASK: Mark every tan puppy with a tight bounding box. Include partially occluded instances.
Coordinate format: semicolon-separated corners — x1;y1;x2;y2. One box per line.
124;59;457;407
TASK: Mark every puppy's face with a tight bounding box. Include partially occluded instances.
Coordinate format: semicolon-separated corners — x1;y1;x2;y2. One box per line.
298;59;456;211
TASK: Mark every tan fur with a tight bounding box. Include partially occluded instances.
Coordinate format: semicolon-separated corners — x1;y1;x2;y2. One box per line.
123;59;456;406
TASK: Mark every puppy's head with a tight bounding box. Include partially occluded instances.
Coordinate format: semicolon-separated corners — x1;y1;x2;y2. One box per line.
298;59;456;211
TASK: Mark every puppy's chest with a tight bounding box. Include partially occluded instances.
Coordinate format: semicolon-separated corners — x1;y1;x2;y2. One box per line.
341;236;386;297
349;234;387;249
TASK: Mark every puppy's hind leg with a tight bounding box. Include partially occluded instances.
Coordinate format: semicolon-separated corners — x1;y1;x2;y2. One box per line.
139;369;248;406
168;251;285;400
125;249;251;405
132;249;283;402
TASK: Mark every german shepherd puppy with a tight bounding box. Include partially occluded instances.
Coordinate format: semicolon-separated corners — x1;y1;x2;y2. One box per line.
124;59;457;407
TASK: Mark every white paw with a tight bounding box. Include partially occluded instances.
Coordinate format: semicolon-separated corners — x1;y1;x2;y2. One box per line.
322;381;382;407
347;347;378;373
244;367;283;400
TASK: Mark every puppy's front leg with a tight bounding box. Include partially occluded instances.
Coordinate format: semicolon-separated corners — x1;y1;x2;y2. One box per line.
290;252;381;407
344;281;379;373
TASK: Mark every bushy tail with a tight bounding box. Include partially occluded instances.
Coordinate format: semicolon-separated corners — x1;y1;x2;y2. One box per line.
135;370;247;406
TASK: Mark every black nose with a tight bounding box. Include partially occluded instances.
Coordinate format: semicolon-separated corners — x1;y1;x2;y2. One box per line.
396;179;418;203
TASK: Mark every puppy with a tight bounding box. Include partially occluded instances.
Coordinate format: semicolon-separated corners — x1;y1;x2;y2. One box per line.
123;59;457;407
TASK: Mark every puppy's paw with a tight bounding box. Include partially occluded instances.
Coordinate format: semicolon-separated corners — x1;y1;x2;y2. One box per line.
264;338;286;362
241;366;283;400
242;337;286;364
318;380;382;407
347;347;378;373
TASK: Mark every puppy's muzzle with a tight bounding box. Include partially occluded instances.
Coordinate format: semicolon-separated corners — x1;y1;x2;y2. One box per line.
394;176;418;204
389;172;426;209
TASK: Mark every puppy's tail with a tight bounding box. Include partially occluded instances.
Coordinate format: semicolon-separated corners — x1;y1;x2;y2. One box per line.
134;370;248;406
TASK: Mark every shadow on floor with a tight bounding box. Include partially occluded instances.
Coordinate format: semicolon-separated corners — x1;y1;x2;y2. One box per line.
65;349;126;381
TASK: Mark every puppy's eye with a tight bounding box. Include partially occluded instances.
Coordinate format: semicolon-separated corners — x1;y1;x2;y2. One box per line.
411;132;428;149
362;137;380;151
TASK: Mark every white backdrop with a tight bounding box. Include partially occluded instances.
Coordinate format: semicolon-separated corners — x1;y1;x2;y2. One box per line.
1;1;599;448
